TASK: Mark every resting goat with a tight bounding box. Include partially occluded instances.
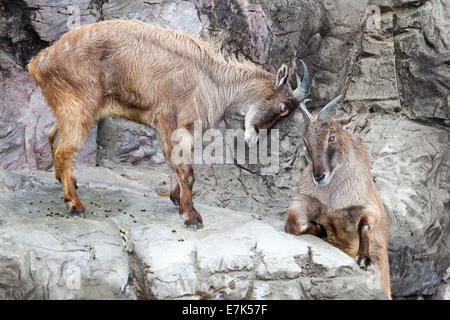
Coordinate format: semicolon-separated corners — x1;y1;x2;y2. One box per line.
28;20;310;230
284;96;391;299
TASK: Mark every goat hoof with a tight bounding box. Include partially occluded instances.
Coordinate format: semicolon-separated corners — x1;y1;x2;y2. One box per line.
357;255;372;270
184;218;204;231
311;221;327;238
185;224;198;231
182;207;203;231
170;196;180;206
68;203;86;218
185;222;203;231
69;210;85;218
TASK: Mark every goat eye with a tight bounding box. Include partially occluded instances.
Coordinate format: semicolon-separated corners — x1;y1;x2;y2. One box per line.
328;136;336;142
279;103;286;113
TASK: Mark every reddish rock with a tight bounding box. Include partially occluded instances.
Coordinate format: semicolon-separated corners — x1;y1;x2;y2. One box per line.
0;57;97;170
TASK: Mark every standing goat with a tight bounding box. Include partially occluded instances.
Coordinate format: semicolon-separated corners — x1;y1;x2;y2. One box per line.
284;97;391;299
28;20;310;230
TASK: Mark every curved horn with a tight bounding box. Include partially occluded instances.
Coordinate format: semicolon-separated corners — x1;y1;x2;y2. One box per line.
293;60;311;101
300;99;312;122
318;94;343;120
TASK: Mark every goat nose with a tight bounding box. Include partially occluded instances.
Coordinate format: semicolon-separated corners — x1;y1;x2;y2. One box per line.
314;173;326;182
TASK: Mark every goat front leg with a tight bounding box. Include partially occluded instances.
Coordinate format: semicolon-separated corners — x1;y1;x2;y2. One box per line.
356;213;372;269
166;126;203;230
285;195;326;238
174;163;203;230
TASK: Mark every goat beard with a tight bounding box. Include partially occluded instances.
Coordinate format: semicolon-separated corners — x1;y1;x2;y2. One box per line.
244;126;259;147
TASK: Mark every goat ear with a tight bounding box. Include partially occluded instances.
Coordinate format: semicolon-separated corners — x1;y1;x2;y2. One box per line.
276;64;289;87
338;115;355;129
339;117;352;126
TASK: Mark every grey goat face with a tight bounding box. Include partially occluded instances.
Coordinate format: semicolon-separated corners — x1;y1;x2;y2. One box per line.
300;95;352;186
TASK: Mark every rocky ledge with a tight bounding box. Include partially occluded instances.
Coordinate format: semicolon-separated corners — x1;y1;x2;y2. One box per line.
0;166;386;299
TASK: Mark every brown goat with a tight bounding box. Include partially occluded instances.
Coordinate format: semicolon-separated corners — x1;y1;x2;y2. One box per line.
28;20;310;230
284;97;391;299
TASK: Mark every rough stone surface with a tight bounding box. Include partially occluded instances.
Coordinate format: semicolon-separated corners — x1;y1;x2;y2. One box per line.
25;0;98;43
434;267;450;300
0;219;129;299
359;114;449;296
102;0;208;36
392;0;449;123
0;0;448;299
97;118;165;166
0;167;387;300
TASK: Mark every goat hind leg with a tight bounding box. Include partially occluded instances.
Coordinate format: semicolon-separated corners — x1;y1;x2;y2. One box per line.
175;163;203;230
49;123;78;189
48;123;61;181
55;121;90;217
163;125;202;229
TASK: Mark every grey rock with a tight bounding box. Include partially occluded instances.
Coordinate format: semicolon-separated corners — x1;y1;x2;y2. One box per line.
358;114;449;296
0;1;49;67
97;118;165;166
393;0;450;123
0;219;129;299
102;0;208;36
435;283;450;300
0;167;387;300
0;168;129;299
434;267;450;300
25;0;98;43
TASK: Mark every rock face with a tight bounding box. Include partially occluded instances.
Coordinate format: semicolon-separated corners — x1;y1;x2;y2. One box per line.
97;118;165;166
435;267;450;300
0;0;448;299
0;218;129;299
0;167;387;300
360;115;450;296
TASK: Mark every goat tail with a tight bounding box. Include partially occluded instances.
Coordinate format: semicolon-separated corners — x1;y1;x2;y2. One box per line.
28;49;49;86
28;56;43;85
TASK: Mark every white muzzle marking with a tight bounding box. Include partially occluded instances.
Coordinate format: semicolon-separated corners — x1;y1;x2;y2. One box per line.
312;164;342;187
244;105;259;147
244;127;259;147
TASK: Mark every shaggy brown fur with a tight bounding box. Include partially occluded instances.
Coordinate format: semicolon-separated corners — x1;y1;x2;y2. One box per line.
285;115;391;299
28;20;301;229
